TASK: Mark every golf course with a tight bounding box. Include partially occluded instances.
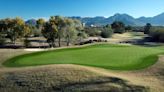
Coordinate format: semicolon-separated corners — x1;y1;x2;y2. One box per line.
1;0;164;91
3;44;164;70
0;33;164;92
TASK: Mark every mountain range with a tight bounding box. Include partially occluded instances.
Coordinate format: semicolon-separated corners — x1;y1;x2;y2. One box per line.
70;12;164;26
26;12;164;26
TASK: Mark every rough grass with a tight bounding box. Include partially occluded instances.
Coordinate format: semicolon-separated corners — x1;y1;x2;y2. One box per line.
0;49;31;68
0;65;149;92
3;44;164;70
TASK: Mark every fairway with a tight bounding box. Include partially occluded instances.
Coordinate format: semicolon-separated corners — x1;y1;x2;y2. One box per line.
3;44;164;70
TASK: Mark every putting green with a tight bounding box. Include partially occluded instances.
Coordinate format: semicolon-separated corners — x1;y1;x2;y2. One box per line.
3;44;164;70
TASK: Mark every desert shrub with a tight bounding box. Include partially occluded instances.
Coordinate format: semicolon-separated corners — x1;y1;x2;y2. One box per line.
84;27;101;36
24;37;31;47
111;21;125;34
0;33;6;45
149;27;164;42
144;23;152;34
125;25;132;32
33;28;42;37
114;29;125;34
101;28;113;38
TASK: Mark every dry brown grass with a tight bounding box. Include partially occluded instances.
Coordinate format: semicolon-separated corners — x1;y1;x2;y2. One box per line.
108;32;145;43
0;49;31;68
0;64;149;92
87;32;145;44
82;55;164;92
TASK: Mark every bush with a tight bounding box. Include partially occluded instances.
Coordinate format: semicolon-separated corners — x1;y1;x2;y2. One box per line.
111;21;125;34
149;27;164;42
101;29;113;38
125;25;132;32
0;33;6;45
33;29;42;37
114;29;125;34
84;27;101;36
24;37;31;47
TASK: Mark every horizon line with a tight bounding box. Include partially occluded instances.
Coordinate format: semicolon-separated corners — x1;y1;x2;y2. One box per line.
0;12;163;21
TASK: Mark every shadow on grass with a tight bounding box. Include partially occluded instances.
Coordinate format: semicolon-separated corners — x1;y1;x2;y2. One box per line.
53;77;149;92
0;72;149;92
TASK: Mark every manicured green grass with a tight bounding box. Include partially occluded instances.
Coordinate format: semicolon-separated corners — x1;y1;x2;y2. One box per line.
3;44;164;70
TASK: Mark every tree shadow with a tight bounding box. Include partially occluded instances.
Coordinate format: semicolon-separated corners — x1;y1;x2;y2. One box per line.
133;37;163;47
52;77;149;92
0;72;150;92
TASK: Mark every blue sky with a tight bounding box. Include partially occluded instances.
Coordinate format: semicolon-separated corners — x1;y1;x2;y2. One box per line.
0;0;164;20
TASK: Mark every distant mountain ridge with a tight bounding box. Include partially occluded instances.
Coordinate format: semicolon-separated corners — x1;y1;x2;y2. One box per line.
70;13;164;26
26;12;164;26
137;13;164;26
25;19;37;26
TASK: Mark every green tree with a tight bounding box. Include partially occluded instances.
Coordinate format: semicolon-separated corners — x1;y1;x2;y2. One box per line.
2;17;25;44
12;17;25;44
125;25;132;31
0;32;6;45
53;16;65;47
111;21;125;33
73;19;86;44
36;18;45;37
64;18;74;46
149;27;164;42
101;27;113;38
0;19;7;32
64;18;84;46
42;20;58;47
144;23;152;34
23;25;32;47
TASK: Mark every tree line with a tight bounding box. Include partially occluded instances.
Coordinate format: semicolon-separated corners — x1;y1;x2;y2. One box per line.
0;17;163;48
0;16;89;47
144;23;164;42
0;16;137;47
0;16;116;48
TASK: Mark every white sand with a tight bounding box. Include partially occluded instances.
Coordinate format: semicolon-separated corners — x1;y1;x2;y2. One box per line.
24;49;48;52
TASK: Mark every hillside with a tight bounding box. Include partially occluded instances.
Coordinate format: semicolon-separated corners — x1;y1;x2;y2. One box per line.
70;12;164;26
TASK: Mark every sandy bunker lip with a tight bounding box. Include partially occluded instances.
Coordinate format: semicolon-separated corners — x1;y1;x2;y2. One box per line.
24;49;47;52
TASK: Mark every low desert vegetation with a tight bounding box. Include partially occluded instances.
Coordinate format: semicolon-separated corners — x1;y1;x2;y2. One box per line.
0;65;150;92
0;16;163;49
142;23;164;42
149;27;164;42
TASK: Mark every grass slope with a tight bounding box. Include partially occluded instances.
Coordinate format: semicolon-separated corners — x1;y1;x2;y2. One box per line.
0;65;149;92
3;44;164;70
